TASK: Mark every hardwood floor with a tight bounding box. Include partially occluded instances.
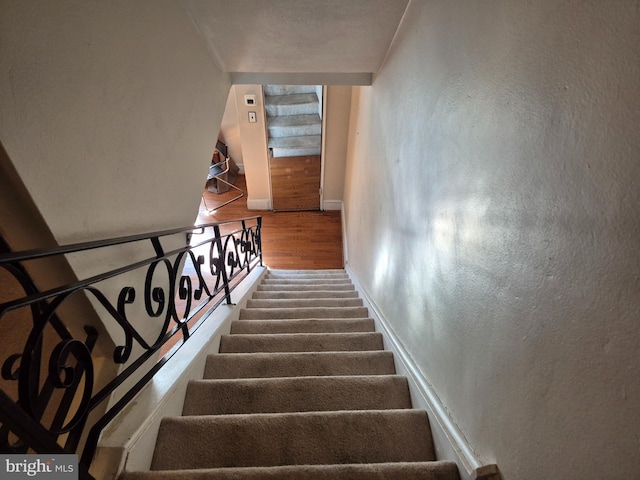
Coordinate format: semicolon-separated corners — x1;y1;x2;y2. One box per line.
270;155;321;211
197;175;343;270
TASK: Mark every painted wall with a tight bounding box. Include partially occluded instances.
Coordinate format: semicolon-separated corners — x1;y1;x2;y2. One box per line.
343;1;640;479
0;0;230;243
323;86;351;208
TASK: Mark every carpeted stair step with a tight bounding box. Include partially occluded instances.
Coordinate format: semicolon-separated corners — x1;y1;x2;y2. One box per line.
219;332;384;353
246;298;363;309
203;351;398;379
264;93;319;116
151;409;435;470
230;318;376;334
122;461;459;480
251;289;359;299
264;85;317;96
257;283;355;291
123;269;461;480
266;270;348;279
182;375;412;415
240;306;368;320
262;277;352;285
268;114;322;138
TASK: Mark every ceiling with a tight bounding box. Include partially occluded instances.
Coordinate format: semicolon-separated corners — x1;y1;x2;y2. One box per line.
179;0;410;85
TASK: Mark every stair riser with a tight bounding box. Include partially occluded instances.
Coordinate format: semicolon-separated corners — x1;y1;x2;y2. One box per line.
151;410;435;470
203;352;397;379
264;85;317;96
258;284;355;291
246;298;363;309
230;318;375;334
182;376;412;415
252;291;359;299
268;122;321;138
266;103;318;117
219;333;383;353
262;278;351;284
123;462;460;480
272;146;321;158
239;306;369;320
120;462;460;480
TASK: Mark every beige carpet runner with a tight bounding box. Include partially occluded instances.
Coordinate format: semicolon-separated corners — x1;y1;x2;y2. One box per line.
121;270;460;480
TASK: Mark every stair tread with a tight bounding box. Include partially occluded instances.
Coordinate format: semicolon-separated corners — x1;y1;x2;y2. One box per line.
265;93;318;107
252;290;359;299
268;135;321;149
267;113;321;128
264;85;317;96
246;298;363;308
123;461;460;480
262;278;351;284
219;332;384;353
239;306;369;320
152;410;435;470
182;375;411;415
257;284;355;291
230;318;375;334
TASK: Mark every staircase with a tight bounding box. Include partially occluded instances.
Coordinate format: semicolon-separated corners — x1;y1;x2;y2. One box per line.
264;85;322;158
121;270;460;480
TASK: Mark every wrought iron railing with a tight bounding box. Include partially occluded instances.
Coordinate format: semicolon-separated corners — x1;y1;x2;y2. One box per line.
0;217;262;478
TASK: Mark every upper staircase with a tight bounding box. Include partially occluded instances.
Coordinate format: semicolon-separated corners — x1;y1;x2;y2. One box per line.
120;269;460;479
264;85;322;158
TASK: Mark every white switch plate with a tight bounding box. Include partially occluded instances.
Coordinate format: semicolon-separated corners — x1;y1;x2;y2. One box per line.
248;111;257;123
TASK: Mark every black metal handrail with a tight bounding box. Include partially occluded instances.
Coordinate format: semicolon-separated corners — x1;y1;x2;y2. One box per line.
0;217;262;477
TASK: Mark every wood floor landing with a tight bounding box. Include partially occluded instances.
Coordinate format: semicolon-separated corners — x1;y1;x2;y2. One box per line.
198;174;343;270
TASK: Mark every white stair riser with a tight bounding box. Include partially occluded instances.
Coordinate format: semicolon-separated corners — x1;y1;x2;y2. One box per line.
264;85;317;96
268;122;321;138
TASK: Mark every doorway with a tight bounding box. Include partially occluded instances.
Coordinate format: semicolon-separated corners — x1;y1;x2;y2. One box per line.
264;85;323;211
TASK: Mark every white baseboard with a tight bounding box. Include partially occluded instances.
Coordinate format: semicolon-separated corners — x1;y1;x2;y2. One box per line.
322;199;342;211
346;266;500;480
246;197;271;211
93;267;267;479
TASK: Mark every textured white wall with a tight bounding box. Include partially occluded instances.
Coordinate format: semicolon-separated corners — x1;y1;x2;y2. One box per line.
0;0;230;243
343;1;640;478
322;86;351;205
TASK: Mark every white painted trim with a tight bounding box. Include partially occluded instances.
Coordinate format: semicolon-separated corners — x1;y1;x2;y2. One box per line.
341;202;348;266
92;267;267;479
320;85;327;211
322;199;342;211
346;265;499;480
246;197;271;211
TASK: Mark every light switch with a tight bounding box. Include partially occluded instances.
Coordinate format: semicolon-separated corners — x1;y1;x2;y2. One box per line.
248;111;257;123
